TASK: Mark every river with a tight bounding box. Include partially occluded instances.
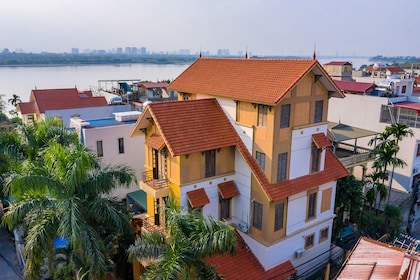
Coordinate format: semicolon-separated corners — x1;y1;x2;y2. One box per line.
0;56;372;114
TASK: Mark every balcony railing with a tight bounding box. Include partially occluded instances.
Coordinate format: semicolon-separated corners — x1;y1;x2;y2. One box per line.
140;170;170;198
334;142;375;167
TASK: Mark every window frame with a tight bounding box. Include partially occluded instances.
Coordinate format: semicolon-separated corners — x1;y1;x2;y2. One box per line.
252;201;263;230
118;137;125;154
305;233;315;249
257;104;268;127
314;100;324;123
205;150;216;178
96;140;103;157
319;227;329;243
274;202;285;232
256;151;266;171
280;104;291;128
306;190;317;221
219;195;231;220
311;145;321;173
277;152;288;182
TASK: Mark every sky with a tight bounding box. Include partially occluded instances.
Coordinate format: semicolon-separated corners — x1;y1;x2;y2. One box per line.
0;0;419;57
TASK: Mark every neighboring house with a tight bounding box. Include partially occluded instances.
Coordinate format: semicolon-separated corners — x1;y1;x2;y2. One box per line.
139;82;177;100
323;61;353;81
334;80;376;95
328;71;419;194
337;236;420;279
130;57;349;278
70;111;146;208
16;87;131;126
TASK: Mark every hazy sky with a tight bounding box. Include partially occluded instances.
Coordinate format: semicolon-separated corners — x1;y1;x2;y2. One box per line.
1;0;418;57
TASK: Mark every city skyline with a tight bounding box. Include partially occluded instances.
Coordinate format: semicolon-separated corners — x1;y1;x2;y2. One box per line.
1;0;419;57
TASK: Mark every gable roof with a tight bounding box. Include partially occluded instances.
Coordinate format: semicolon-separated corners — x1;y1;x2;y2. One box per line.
324;61;352;66
131;99;239;156
334;80;376;94
207;231;296;279
168;57;344;104
17;88;107;114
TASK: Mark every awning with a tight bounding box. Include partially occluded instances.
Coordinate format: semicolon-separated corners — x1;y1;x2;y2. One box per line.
187;188;210;208
218;181;239;199
312;133;332;149
145;133;165;150
127;190;147;213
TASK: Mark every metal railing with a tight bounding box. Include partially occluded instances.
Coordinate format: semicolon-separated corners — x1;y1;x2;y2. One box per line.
335;142;375;167
141;170;169;190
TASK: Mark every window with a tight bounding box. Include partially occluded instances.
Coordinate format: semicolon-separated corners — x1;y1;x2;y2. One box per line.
96;140;103;157
311;145;320;173
205;150;216;177
257;105;268;127
182;93;190;100
307;191;317;220
219;195;231;220
305;233;315;249
236;101;240;122
252;201;263;230
274;202;285;231
277;153;288;182
256;151;265;171
280;104;291;128
402;85;407;94
319;227;329;243
188;203;203;215
314;100;324;123
321;188;332;213
417;143;420;157
118;138;125;154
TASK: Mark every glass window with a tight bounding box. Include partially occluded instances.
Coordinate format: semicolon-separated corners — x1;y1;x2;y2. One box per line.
319;227;329;243
305;233;315;249
280;104;291;128
274;202;284;231
417;143;420;157
96;140;103;157
256;151;265;171
307;191;317;220
252;201;263;230
258;105;268;127
277;152;287;182
118;137;124;154
314;100;324;123
219;195;231;220
311;145;320;173
205;150;216;177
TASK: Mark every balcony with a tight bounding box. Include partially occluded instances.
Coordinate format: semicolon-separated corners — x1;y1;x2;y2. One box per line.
140;170;170;199
334;142;375;168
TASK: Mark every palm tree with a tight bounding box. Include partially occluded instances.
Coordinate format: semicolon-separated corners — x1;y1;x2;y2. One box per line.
2;141;137;279
128;200;237;280
8;94;21;107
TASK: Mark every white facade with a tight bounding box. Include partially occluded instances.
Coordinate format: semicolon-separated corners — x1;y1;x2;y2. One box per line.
70;112;145;199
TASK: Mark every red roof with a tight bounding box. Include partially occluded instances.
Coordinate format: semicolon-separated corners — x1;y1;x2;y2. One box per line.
140;82;169;89
144;133;165;150
324;61;352;66
218;181;240;199
186;188;210;208
337;237;406;280
334;80;376;94
168;57;343;104
207;232;296;279
386;66;405;74
394;101;420;113
17;88;107;114
312;133;332;149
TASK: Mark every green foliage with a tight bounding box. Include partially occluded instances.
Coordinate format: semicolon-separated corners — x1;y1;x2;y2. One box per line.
128;199;237;280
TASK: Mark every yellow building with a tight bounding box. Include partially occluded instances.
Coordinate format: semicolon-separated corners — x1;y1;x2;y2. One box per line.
130;57;349;278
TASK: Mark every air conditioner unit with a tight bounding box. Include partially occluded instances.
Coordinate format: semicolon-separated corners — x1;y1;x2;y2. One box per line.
238;221;249;233
295;248;305;259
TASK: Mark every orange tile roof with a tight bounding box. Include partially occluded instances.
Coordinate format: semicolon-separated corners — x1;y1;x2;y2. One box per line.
186;188;210;208
312;133;332;149
17;88;107;114
218;181;239;199
334;80;376;94
337;237;406;280
168;57;320;104
140;82;169;89
145;99;239;156
207;231;296;279
144;133;165;150
16;101;39;115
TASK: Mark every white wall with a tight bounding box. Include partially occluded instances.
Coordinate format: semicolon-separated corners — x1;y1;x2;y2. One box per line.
82;123;145;199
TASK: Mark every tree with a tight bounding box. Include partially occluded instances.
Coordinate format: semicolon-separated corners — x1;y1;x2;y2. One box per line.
8;94;21;107
128;200;237;280
335;175;364;222
2;141;137;279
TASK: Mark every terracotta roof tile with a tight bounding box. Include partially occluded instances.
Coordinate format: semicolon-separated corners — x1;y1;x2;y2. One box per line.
312;133;332;149
146;99;239;156
334;80;376;94
16;101;39;114
144;133;165;150
168;58;318;104
20;88;108;114
186;188;210;208
218;181;239;199
337;237;406;280
207;231;296;279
